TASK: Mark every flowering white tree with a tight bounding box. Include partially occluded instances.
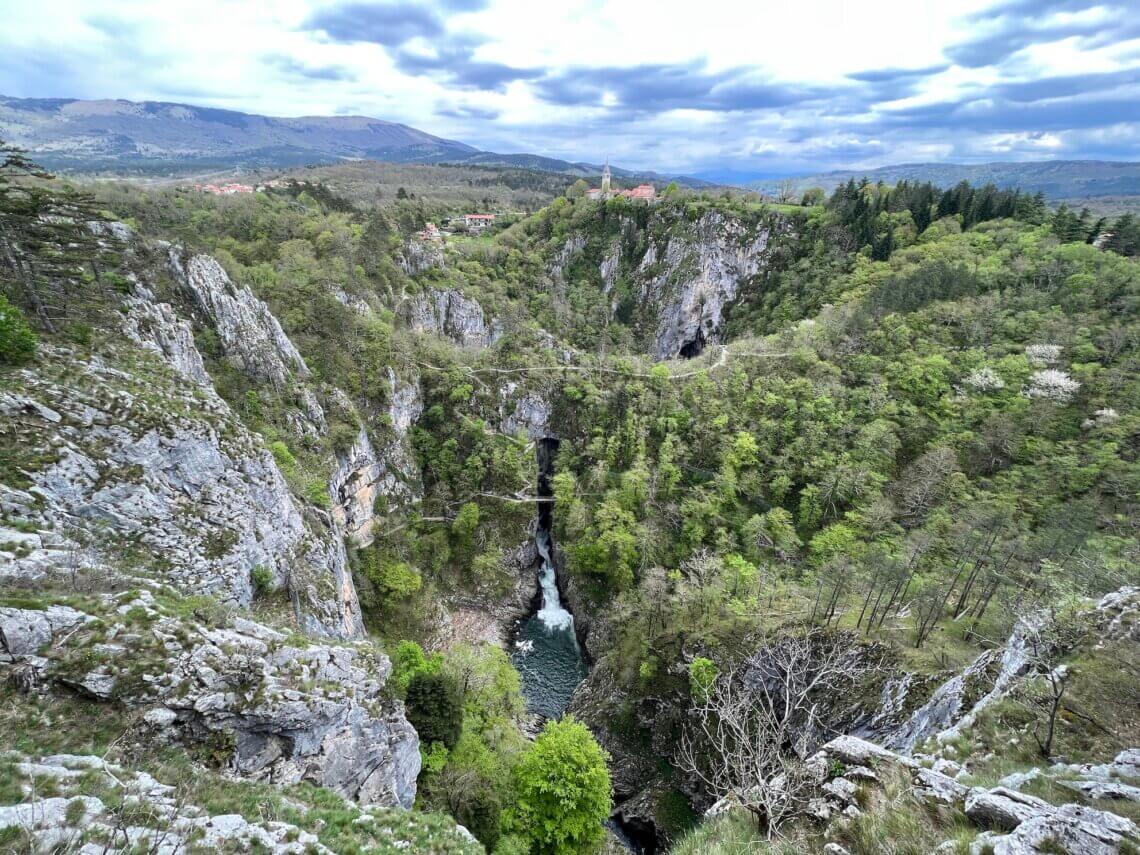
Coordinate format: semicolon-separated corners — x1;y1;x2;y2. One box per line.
1025;344;1063;366
963;367;1006;392
1030;344;1062;367
1025;369;1080;403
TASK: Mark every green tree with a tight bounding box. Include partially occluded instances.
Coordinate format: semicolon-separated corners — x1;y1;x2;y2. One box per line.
0;140;109;331
505;717;612;854
406;671;464;750
0;294;36;363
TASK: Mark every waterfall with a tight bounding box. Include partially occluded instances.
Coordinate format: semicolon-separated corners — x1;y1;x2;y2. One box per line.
535;528;575;632
510;437;588;719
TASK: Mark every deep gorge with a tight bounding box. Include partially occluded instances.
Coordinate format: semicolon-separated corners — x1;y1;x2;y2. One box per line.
509;438;589;720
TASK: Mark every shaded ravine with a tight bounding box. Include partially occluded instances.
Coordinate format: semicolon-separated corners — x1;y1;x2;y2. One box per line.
509;439;589;720
508;440;650;853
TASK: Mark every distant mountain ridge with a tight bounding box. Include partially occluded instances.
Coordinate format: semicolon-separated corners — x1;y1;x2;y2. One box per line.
746;160;1140;201
0;94;705;185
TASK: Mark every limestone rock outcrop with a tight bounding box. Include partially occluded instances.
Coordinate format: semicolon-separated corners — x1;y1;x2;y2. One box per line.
639;211;772;359
810;736;1140;854
329;372;423;547
1;591;419;808
399;238;445;275
0;342;362;640
122;283;211;385
500;383;554;439
408;288;501;348
169;249;309;388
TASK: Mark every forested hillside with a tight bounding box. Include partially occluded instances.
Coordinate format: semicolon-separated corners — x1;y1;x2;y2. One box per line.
3;143;1140;854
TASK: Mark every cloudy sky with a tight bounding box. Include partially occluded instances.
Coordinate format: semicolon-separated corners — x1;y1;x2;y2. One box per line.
2;0;1139;175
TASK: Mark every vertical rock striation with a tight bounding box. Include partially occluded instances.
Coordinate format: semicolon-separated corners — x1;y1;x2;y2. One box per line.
169;249;309;388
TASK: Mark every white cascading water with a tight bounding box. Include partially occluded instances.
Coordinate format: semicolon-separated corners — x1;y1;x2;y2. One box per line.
535;528;574;632
509;439;589;720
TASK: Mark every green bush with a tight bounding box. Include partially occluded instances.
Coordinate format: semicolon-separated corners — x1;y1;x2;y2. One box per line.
269;441;297;471
251;565;273;595
405;671;463;750
0;296;36;364
304;478;331;509
504;717;612;855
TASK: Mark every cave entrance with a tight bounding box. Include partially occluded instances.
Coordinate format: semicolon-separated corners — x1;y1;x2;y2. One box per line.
678;329;705;359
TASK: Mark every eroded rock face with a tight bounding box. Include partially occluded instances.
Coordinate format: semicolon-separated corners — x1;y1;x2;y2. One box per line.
122;283;211;385
399;239;445;275
408;288;501;348
0;344;362;640
639;211;772;359
169;249;309;388
2;592;419;808
500;384;554;439
329;373;423;547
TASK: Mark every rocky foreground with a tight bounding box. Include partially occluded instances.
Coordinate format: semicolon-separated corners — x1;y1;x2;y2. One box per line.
804;735;1140;854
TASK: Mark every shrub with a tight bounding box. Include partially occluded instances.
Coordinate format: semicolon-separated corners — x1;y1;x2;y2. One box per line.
391;639;441;695
405;671;463;750
689;657;718;701
251;565;274;595
304;478;331;509
269;441;296;471
0;295;36;364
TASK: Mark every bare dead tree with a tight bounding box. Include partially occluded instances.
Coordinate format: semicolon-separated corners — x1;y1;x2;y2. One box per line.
1019;607;1089;759
678;630;885;837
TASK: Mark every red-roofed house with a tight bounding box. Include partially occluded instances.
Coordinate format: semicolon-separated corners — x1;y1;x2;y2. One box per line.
461;213;496;230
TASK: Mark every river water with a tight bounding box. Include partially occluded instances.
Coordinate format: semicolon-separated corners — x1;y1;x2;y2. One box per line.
509;440;589;719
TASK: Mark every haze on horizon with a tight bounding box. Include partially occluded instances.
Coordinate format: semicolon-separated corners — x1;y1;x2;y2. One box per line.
2;0;1138;176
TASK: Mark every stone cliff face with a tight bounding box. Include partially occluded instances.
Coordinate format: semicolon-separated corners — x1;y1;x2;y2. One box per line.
122;282;211;385
399;239;445;276
551;207;784;360
499;382;555;439
169;249;309;388
0;590;419;808
408;287;501;348
639;211;772;359
1;269;363;639
329;371;423;547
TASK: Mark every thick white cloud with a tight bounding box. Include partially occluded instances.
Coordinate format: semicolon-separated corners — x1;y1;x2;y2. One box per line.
2;0;1137;173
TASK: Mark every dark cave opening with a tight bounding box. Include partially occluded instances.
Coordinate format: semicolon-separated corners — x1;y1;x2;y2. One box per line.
678;329;705;359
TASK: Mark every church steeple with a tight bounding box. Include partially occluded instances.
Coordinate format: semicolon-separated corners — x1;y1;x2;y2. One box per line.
601;159;611;195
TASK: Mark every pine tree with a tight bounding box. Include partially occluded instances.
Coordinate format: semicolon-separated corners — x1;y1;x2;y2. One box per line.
0;139;111;331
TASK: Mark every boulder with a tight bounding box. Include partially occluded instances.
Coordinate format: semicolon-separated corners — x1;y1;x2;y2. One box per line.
965;787;1054;830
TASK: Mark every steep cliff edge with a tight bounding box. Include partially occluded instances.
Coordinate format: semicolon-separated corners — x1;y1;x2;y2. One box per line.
0;589;420;807
550;204;792;358
1;330;362;639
